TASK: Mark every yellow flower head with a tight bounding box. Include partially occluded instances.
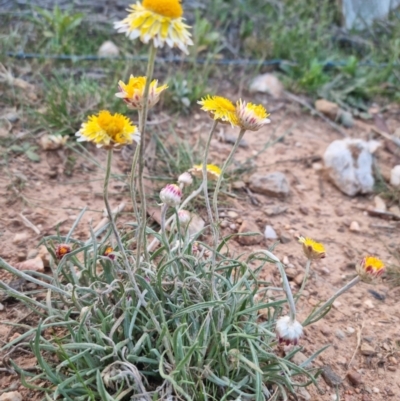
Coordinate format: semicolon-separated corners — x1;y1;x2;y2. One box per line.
116;75;168;110
298;237;326;260
356;256;385;283
236;100;271;131
198;95;239;127
189;164;221;181
76;110;139;149
114;0;193;54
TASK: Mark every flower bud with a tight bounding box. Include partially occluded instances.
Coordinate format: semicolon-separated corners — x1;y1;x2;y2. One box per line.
356;256;385;283
276;315;303;346
298;236;326;260
178;172;193;187
178;210;191;227
55;244;72;259
160;184;182;207
103;246;115;260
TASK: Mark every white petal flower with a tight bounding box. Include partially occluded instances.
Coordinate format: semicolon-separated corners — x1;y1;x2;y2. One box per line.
276;315;303;345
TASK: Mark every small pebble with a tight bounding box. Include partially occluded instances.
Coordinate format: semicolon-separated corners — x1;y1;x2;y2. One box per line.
227;211;239;219
347;370;362;386
335;329;346;340
364;299;374;309
347;327;355;334
372;387;380;394
220;220;229;228
0;303;4;311
349;221;360;232
229;223;237;230
264;225;278;239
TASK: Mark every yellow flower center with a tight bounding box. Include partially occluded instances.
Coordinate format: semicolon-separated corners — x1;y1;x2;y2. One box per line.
142;0;183;18
94;111;132;142
210;96;236;112
245;103;269;119
121;76;146;98
364;256;384;273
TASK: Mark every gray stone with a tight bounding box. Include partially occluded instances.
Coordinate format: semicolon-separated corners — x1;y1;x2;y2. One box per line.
361;343;376;356
264;225;278;239
249;172;290;198
335;329;346;340
321;365;342;387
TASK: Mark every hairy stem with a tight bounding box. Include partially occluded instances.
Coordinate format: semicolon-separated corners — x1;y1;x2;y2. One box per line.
202;120;219;228
136;44;157;271
296;259;311;304
160;203;170;254
212;128;246;259
147;184;203;252
105;150;145;304
303;276;360;326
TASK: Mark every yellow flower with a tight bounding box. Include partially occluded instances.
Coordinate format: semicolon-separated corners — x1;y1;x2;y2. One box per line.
76;110;139;149
114;0;193;54
198;95;239;127
356;256;385;283
116;75;168;110
298;237;326;260
189;164;221;181
236;100;271;131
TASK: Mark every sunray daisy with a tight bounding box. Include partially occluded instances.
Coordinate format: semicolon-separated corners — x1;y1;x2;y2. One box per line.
76;110;140;149
198;95;239;127
356;256;385;283
236;100;270;131
116;75;168;110
298;236;326;260
114;0;193;54
189;164;221;181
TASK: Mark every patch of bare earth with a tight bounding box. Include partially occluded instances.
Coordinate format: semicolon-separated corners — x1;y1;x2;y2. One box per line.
1;102;399;400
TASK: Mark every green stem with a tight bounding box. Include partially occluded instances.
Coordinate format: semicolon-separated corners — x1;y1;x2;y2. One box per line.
104;149;129;268
277;262;297;322
212;128;246;261
202;120;219;228
129;141;141;222
303;276;360;326
160;203;170;254
296;259;311;304
136;44;157;271
147;184;203;252
105;150;145;304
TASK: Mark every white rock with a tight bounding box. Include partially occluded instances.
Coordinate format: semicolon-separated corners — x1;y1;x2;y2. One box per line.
249;73;284;98
349;221;360;232
390;165;400;187
249;172;290;198
364;299;374;309
347;326;355;334
0;392;23;401
15;256;44;273
374;195;386;212
323;139;376;196
98;40;120;58
372;387;380;393
12;232;30;245
264;225;278;239
0;303;4;311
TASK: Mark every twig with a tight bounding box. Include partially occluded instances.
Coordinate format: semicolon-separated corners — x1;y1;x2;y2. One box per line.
371;126;400;147
346;321;364;373
19;213;41;235
284;91;348;137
